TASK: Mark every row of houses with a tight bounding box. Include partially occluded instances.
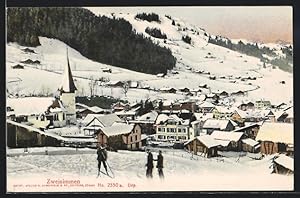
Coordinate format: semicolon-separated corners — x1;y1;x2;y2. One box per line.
184;122;293;158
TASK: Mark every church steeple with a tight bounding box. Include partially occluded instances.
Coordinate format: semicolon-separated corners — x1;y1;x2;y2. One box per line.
59;47;77;93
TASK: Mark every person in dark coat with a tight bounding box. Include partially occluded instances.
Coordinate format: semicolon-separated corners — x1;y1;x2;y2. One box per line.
145;149;154;178
156;150;164;179
97;145;108;174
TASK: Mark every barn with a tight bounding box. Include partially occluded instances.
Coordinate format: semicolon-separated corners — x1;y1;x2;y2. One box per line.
255;122;293;155
272;154;294;175
210;131;244;151
184;135;220;158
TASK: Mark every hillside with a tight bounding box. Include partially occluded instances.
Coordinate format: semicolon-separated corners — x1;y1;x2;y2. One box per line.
6;10;293;105
7;7;176;74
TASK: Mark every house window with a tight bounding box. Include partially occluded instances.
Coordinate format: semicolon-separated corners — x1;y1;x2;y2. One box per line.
158;128;162;132
167;128;170;132
178;128;181;132
162;128;165;132
131;136;133;142
183;128;186;133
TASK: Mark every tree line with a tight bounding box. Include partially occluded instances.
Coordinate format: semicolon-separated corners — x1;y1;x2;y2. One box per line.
7;7;176;74
208;36;293;73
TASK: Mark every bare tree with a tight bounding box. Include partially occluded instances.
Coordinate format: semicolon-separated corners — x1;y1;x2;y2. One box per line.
88;76;97;97
122;82;129;97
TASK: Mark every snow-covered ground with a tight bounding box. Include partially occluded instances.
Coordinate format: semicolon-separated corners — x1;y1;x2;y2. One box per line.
6;13;293;104
7;147;293;192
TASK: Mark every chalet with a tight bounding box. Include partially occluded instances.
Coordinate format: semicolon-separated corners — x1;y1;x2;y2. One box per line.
7;120;64;148
20;59;41;65
178;99;198;113
212;106;233;119
255;122;293;155
129;81;139;88
177;87;189;93
271;102;287;110
102;68;112;73
95;123;142;151
78;106;110;118
231;90;245;97
198;101;215;113
115;106;140;121
7;97;67;129
12;64;24;69
235;101;255;111
209;75;216;80
155;114;190;141
202;119;237;134
184;135;219;158
199;83;208;89
234;122;261;139
112;102;130;112
272;154;294;175
107;81;125;87
231;109;268;123
255;100;271;109
241;138;260;153
131;111;158;135
214;91;229;98
205;93;219;103
210;131;244;151
160;87;177;94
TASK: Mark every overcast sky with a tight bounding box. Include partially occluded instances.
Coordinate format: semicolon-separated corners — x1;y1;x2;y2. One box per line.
86;6;292;44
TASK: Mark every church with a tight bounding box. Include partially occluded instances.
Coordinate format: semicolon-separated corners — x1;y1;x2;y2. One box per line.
7;48;78;129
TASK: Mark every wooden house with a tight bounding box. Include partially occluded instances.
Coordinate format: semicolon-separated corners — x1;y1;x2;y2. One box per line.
112;102;130;112
202;119;237;134
231;90;245;97
107;80;125;87
102;68;112;73
12;64;24;69
241;138;260;153
255;122;293;155
130;111;158;135
7;120;64;148
210;131;244;151
198;101;215;113
184;135;219;158
234;122;261;139
272;154;294;175
96;123;142;151
160;87;177;94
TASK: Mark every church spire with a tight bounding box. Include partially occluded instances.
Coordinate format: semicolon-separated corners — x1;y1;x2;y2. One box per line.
59;47;77;93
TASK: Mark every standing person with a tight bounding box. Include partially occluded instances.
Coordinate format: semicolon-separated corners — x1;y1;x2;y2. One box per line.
145;149;154;178
97;145;108;175
156;150;164;179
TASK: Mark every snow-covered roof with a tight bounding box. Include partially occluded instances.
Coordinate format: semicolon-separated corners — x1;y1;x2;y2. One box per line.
235;109;269;119
136;111;158;123
82;113;121;127
234;122;260;132
76;103;89;110
274;154;294;171
255;122;293;144
59;48;77;93
101;123;135;137
155;114;169;124
203;119;234;130
210;131;244;142
214;106;233;113
88;106;105;113
194;113;214;121
7;97;58;116
196;135;220;148
242;138;260;147
199;101;215;108
46;126;81;137
115;106;140;116
7;119;65;141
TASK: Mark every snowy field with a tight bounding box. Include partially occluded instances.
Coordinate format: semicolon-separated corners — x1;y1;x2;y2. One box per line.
7;147;293;192
6;13;293;104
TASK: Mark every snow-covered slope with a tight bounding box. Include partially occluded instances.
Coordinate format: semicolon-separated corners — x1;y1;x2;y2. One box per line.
6;13;293;105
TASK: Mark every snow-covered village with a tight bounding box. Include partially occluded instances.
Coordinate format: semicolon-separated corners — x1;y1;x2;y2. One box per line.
6;7;293;192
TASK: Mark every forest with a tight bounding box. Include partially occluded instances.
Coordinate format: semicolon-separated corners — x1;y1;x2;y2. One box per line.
7;8;176;74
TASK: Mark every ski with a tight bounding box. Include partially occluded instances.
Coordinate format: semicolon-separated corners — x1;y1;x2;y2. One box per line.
99;170;114;178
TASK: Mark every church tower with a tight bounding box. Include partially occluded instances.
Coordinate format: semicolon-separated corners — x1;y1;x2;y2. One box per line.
59;47;77;124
